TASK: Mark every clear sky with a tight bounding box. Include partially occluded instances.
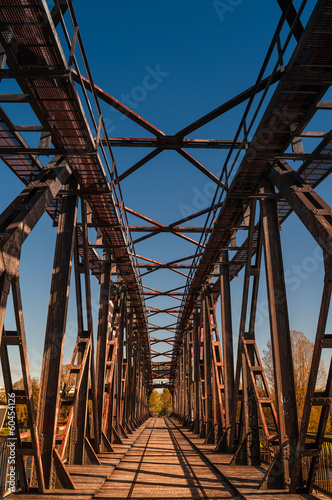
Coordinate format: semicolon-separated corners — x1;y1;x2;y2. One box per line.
0;0;331;384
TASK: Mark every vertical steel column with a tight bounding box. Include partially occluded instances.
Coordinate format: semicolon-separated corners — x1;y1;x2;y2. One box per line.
135;334;143;423
37;179;78;489
69;211;88;465
260;181;299;488
182;336;186;422
115;292;126;437
102;285;120;443
95;248;112;452
130;328;139;427
123;306;134;431
192;310;200;434
183;333;191;424
187;326;194;426
230;200;261;466
219;251;234;451
133;333;140;424
81;200;99;451
198;303;205;438
202;289;213;442
68;198;101;465
179;346;184;419
240;201;260;465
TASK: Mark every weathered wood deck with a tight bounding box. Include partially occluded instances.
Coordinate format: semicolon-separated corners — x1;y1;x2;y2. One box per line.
10;418;329;500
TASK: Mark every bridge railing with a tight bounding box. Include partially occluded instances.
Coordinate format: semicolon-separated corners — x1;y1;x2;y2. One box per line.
304;435;332;497
0;432;35;499
0;435;11;498
259;430;332;497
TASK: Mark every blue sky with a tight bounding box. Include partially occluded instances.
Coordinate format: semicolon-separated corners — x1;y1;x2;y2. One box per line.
0;0;331;382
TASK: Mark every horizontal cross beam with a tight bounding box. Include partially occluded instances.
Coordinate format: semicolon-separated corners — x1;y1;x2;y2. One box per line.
101;136;243;149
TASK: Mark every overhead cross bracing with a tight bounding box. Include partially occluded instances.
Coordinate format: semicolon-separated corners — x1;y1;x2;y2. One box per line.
0;0;331;498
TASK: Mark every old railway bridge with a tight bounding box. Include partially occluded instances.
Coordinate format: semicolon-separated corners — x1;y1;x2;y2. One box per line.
0;0;331;498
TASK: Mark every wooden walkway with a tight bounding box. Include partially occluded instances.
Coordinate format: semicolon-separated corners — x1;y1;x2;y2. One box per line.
11;418;328;500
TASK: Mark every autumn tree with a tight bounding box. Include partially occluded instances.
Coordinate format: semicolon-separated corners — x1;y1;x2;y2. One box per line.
262;330;328;432
0;386;6;405
149;389;173;417
149;389;162;416
159;389;173;416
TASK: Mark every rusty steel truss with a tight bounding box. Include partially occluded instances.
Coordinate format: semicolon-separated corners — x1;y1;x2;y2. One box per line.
0;0;331;496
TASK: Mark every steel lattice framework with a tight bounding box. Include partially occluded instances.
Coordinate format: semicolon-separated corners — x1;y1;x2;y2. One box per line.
0;0;331;496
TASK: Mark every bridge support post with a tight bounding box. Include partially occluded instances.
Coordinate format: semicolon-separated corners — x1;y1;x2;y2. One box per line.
187;326;194;426
96;248;112;452
260;180;299;489
130;327;139;426
178;344;184;419
133;332;140;424
192;310;200;434
115;290;126;438
202;289;214;443
37;177;78;489
68;198;100;465
218;251;234;452
230;200;260;466
135;333;145;423
123;305;135;432
183;330;191;425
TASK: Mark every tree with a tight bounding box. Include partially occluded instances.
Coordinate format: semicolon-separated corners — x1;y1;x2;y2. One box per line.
149;389;162;416
262;330;328;432
149;389;173;417
159;389;173;416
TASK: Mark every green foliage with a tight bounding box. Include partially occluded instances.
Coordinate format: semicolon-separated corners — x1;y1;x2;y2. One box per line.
149;388;173;417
